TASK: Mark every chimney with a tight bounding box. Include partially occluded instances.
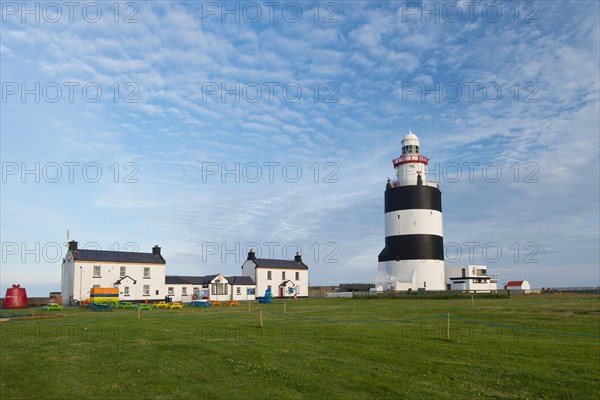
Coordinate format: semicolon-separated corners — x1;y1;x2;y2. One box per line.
152;245;161;256
247;248;256;261
68;241;78;252
294;251;302;263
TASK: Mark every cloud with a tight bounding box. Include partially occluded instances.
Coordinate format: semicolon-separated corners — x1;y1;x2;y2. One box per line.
1;1;598;293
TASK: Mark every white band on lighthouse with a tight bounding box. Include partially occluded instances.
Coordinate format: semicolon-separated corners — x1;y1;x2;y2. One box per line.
384;210;443;237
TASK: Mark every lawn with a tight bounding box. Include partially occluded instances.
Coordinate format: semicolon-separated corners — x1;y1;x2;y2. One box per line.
1;295;599;399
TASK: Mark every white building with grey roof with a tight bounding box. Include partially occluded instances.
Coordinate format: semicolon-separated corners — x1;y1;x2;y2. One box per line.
61;241;307;305
164;274;256;302
241;249;309;298
61;240;167;305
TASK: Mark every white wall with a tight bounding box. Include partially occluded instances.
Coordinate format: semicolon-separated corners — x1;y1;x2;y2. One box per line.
444;266;463;282
61;257;75;305
254;267;270;297
256;267;308;298
385;210;443;236
449;280;497;292
294;270;308;297
231;285;256;301
445;265;498;292
165;285;204;302
207;274;230;302
243;261;308;298
166;283;256;302
396;161;428;186
64;259;166;303
241;260;255;279
388;259;445;290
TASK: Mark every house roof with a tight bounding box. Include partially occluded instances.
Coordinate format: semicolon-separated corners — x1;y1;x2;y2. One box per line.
505;280;525;286
226;276;255;285
252;258;308;270
114;275;137;285
165;275;217;285
165;275;255;286
74;249;166;264
278;280;295;287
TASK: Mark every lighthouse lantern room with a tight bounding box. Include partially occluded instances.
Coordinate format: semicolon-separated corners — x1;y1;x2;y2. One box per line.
376;131;446;291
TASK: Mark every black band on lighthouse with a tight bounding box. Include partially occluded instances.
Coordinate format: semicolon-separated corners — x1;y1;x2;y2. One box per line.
383;234;444;261
385;185;442;213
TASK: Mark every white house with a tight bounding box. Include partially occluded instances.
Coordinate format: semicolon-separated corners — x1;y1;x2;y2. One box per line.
445;265;498;292
60;241;166;305
62;240;309;305
165;274;256;302
241;249;309;298
504;280;531;293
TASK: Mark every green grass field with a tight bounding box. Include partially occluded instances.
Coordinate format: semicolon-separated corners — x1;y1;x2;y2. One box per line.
1;295;599;399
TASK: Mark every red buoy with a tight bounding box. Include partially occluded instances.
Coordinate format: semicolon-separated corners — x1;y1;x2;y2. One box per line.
3;284;29;309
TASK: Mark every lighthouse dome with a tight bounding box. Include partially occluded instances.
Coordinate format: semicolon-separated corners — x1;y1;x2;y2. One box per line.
402;131;419;142
401;131;420;154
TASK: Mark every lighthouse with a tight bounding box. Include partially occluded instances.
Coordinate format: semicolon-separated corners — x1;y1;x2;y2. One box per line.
376;131;445;291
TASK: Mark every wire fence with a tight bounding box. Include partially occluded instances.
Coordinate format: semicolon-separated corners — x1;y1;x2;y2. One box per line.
2;299;598;344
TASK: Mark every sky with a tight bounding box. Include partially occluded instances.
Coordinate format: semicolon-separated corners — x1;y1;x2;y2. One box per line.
1;0;599;296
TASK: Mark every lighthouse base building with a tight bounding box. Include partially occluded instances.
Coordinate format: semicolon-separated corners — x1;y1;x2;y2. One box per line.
376;131;446;291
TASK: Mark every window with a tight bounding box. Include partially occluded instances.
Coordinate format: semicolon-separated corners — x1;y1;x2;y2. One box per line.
120;266;126;277
236;287;241;295
143;285;150;296
267;271;272;280
143;267;150;279
282;271;286;280
93;265;101;277
124;286;130;296
182;287;187;296
267;285;271;291
211;281;228;295
168;287;174;295
295;272;300;281
92;284;100;289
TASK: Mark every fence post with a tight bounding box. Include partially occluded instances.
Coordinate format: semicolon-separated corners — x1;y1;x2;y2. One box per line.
259;308;263;327
284;302;287;314
446;313;450;340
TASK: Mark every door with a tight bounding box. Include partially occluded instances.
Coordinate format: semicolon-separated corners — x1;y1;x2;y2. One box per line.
279;287;284;297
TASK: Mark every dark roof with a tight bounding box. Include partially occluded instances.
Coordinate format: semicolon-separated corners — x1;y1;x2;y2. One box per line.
74;249;166;264
226;276;255;285
165;275;217;285
253;258;308;270
114;275;137;285
165;275;254;286
505;280;525;286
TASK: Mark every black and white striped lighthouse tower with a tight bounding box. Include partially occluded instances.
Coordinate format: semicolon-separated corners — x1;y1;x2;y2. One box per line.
376;131;445;290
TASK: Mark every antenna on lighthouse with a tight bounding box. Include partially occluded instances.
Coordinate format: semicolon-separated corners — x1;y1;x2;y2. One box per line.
66;229;70;247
